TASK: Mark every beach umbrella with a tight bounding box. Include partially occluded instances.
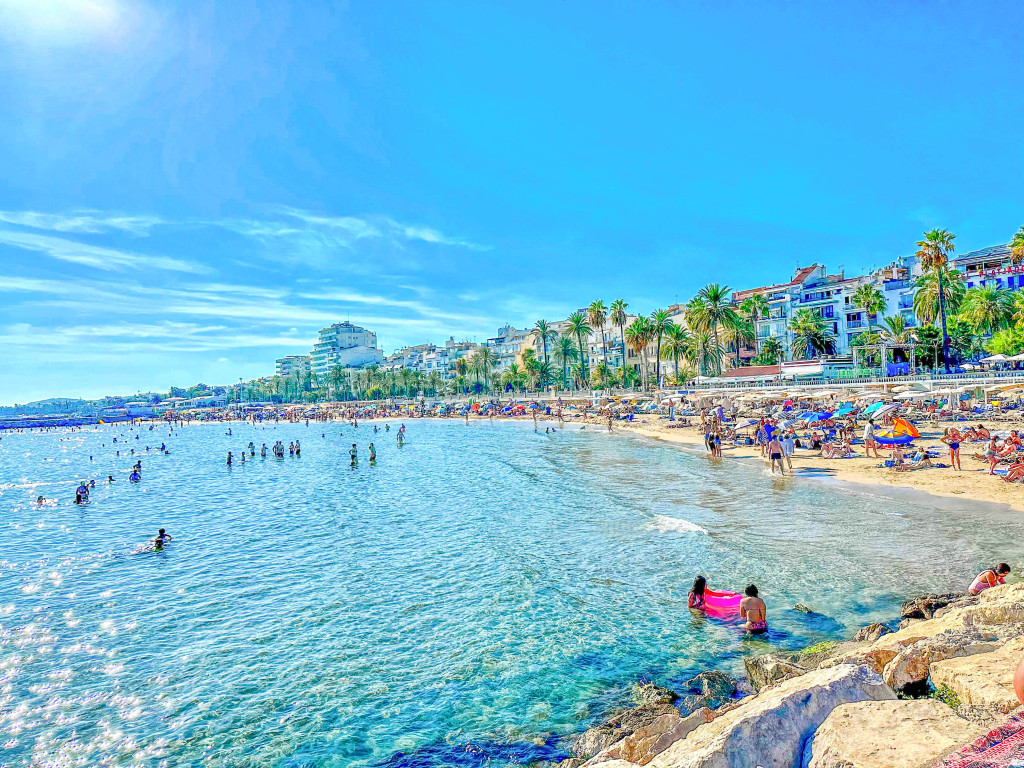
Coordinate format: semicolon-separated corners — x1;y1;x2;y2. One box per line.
805;411;833;422
981;354;1009;363
872;403;899;418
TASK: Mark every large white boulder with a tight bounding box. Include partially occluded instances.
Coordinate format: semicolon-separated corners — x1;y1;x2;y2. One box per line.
802;699;988;768
646;664;895;768
930;637;1024;717
881;630;999;691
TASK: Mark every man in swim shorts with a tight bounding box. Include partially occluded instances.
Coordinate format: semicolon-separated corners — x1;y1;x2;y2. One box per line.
350;444;358;466
740;584;767;634
768;436;785;475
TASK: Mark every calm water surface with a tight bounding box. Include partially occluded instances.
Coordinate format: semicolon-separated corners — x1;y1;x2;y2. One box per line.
1;419;1022;767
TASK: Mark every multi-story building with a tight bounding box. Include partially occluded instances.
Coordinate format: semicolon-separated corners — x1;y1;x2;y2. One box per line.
275;355;312;377
732;258;918;361
486;325;532;374
385;338;476;379
953;244;1019;291
309;322;384;377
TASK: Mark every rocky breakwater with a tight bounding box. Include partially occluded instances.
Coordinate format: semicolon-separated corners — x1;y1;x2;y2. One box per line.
548;584;1024;768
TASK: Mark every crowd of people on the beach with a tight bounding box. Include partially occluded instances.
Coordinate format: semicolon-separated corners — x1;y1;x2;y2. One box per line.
691;393;1024;485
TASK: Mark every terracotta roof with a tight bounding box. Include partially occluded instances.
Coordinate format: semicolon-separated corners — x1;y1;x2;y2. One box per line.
720;364;782;378
732;265;821;302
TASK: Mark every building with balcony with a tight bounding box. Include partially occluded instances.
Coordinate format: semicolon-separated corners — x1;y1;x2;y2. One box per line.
309;322;384;377
275;355;312;377
953;244;1019;291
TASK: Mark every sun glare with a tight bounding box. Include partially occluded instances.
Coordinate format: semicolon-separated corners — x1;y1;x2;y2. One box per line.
0;0;124;43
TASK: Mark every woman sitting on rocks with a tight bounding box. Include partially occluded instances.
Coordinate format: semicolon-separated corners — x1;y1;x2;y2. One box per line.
968;563;1011;595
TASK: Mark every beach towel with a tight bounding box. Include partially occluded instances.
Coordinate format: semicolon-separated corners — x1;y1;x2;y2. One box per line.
933;713;1024;768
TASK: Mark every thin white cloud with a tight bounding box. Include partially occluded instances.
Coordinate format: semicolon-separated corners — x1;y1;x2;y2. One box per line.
0;210;163;235
0;230;207;274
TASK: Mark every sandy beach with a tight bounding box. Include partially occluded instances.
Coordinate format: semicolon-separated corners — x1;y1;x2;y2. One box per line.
608;415;1024;513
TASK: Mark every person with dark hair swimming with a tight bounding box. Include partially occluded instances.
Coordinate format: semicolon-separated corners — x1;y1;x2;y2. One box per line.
688;575;707;609
740;584;767;634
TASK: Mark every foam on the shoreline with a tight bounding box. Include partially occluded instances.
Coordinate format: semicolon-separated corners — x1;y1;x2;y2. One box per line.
649;514;707;534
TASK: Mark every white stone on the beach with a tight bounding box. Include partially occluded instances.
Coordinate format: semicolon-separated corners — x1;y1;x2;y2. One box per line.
802;699;988;768
930;637;1024;716
881;630;999;691
645;664;895;768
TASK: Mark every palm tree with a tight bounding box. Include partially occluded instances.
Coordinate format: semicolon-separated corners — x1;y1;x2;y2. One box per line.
660;324;690;381
690;330;722;377
879;315;917;345
328;365;344;401
790;309;836;359
853;283;887;333
649;309;672;386
759;336;785;367
566;311;593;384
591;361;612;390
533;319;556;367
624;316;654;389
691;284;738;375
740;293;770;353
916;228;957;372
502;363;525;392
587;300;609;367
470;347;494;391
723;318;755;367
554;335;578;388
610;299;628;370
913;268;966;325
960;285;1013;336
1010;226;1024;266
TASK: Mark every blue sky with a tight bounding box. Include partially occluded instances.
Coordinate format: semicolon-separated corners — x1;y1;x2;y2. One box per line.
1;1;1022;404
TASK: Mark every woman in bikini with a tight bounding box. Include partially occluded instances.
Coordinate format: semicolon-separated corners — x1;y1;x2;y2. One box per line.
968;563;1011;595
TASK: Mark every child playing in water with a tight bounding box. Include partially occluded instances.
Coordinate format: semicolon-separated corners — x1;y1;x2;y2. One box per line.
688;575;707;609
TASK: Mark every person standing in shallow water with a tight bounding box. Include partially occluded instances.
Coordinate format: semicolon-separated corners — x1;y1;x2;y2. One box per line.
740;585;767;634
349;443;358;466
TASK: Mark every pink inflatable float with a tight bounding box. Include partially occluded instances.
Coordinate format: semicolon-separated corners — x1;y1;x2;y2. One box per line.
703;589;743;616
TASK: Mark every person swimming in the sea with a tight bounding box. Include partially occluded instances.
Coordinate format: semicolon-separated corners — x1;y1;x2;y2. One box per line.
294;439;300;457
129;470;142;483
396;432;404;447
349;443;358;466
108;475;116;482
369;442;376;463
227;451;233;466
261;443;267;457
155;528;172;545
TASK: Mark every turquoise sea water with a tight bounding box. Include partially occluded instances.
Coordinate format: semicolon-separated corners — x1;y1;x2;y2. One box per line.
2;419;1023;767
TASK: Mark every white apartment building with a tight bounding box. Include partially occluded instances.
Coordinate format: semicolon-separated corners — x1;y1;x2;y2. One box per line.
275;355;312;377
732;258;918;361
385;338;476;379
310;322;384;377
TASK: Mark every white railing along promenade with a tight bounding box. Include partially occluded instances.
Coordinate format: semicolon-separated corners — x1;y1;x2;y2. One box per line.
685;369;1024;394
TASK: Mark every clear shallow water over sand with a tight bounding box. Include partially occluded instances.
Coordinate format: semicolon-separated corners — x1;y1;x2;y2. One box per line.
1;419;1023;767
